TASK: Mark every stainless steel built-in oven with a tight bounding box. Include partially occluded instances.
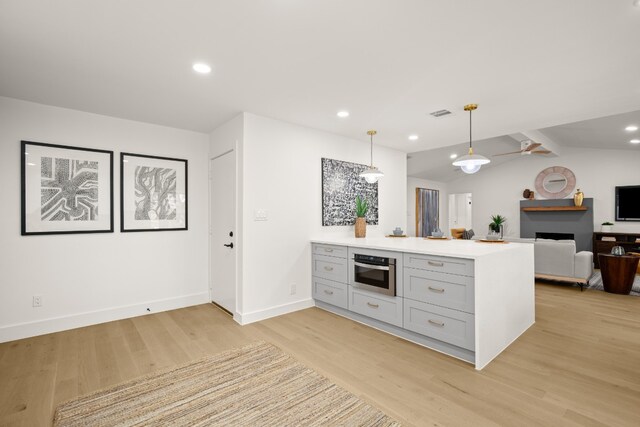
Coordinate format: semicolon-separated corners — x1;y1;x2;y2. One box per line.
352;254;396;296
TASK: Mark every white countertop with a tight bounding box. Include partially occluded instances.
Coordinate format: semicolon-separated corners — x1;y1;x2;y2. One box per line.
311;236;532;259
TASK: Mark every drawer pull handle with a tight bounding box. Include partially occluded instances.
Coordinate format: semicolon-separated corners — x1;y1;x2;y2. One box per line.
324;290;334;295
428;261;444;267
324;248;334;253
324;266;334;271
367;302;379;309
428;286;445;293
428;319;445;327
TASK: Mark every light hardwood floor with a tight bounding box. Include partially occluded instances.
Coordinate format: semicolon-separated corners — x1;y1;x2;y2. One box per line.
1;283;639;426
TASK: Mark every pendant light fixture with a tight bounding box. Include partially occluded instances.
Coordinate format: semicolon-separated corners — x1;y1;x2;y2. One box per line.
452;104;490;174
360;130;384;184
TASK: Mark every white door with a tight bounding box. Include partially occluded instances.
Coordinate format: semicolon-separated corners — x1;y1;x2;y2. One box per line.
210;151;236;314
448;193;473;231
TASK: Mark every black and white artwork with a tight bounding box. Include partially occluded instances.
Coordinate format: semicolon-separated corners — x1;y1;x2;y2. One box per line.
21;141;114;235
121;153;187;232
321;158;379;226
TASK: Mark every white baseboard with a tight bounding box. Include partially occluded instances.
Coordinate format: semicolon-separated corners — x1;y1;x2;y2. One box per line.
235;299;315;325
0;292;209;343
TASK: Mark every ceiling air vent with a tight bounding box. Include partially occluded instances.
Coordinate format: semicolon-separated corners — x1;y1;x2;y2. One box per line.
430;109;452;118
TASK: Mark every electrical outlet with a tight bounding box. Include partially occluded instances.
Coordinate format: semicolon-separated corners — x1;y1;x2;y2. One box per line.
290;284;296;295
32;295;42;307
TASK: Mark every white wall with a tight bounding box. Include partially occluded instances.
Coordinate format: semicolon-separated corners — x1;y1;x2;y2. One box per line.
446;147;640;238
239;113;407;321
407;177;447;237
0;97;210;342
209;114;244;315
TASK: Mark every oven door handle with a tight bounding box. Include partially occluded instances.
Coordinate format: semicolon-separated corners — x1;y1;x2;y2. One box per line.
354;261;390;271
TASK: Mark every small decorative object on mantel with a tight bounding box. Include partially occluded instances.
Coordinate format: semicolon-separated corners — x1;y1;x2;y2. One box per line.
354;195;368;238
573;188;584;207
601;221;614;232
489;214;506;239
522;189;536;200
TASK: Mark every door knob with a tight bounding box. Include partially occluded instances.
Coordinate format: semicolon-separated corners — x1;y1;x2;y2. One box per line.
224;243;234;249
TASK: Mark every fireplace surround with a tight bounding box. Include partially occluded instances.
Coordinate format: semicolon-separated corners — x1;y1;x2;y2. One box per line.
520;198;594;252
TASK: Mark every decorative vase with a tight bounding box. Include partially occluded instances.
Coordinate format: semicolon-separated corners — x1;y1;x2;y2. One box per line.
355;217;367;238
601;225;612;233
574;189;584;207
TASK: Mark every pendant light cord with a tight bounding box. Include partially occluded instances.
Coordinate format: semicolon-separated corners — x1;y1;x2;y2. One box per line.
370;133;373;166
469;108;473;149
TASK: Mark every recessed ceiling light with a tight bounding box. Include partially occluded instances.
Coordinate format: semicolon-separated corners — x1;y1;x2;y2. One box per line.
408;135;419;141
625;125;638;132
192;63;212;74
630;139;640;144
450;153;458;159
337;111;350;118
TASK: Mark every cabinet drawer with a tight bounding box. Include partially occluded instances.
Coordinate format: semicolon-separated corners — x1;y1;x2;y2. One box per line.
348;288;402;327
403;253;474;277
313;277;348;309
404;268;474;313
404;299;475;351
312;243;348;259
312;254;348;283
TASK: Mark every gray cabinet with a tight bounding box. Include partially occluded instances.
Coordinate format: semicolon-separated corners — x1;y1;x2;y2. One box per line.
312;254;348;283
312;242;477;362
403;267;474;313
311;244;349;311
312;277;348;309
404;253;474;277
403;298;475;350
348;287;403;327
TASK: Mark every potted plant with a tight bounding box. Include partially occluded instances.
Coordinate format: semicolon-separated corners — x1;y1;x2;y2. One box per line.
355;196;368;238
489;214;506;238
601;221;614;232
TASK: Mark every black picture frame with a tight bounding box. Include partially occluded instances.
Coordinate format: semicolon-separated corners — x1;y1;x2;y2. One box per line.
120;152;188;232
21;140;114;235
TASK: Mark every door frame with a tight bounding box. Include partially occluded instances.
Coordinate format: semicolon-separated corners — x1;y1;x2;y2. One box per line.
208;148;240;320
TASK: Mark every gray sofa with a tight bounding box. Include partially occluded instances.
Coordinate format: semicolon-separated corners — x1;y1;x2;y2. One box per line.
532;239;593;289
479;237;593;289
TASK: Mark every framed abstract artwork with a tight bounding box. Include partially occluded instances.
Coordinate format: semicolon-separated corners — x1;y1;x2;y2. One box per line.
120;152;188;232
321;158;379;226
21;140;114;235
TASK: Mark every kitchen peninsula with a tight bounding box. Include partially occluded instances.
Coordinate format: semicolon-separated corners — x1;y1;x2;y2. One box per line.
311;237;535;370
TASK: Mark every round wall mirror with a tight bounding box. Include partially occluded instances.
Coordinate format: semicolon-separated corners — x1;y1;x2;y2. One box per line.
534;166;576;199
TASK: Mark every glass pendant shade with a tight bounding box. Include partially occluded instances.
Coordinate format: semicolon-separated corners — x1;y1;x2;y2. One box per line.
360;130;383;184
453;104;490;174
452;151;490;174
360;166;384;183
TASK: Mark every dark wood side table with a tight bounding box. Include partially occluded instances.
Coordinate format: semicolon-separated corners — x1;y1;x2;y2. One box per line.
598;254;640;295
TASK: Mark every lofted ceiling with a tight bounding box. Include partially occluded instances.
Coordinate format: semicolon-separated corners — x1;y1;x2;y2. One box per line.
1;1;640;152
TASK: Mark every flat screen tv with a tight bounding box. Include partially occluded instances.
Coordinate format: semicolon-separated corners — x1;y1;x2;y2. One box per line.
615;185;640;221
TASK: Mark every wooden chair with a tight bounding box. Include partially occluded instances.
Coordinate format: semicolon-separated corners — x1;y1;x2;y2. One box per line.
450;228;465;239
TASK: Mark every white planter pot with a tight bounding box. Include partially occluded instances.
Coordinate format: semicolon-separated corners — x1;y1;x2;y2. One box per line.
601;225;613;232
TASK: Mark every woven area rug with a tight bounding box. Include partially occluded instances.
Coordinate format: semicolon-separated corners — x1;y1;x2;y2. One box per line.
53;341;400;427
587;271;640;296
